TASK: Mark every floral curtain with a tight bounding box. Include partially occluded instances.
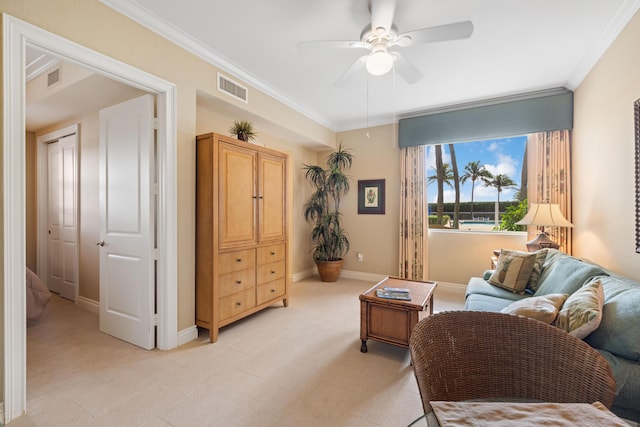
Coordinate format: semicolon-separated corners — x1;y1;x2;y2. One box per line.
530;130;573;254
399;145;428;280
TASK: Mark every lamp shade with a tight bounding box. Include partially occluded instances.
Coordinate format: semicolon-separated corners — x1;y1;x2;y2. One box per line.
516;203;573;227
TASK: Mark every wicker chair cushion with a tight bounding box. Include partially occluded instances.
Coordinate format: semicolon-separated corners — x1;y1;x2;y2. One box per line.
501;293;568;324
488;249;537;293
556;280;604;339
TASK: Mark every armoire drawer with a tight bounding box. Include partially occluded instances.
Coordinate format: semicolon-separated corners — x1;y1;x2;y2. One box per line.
257;279;286;305
257;243;285;265
219;268;256;297
219;288;256;321
257;261;285;285
219;249;256;274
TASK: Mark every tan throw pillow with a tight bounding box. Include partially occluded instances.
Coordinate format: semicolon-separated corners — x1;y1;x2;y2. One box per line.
556;280;604;339
501;293;568;324
488;249;537;293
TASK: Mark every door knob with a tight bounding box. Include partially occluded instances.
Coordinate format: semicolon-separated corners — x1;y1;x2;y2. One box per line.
95;240;105;247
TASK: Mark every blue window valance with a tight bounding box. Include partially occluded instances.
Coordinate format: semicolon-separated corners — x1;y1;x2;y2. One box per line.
398;89;573;147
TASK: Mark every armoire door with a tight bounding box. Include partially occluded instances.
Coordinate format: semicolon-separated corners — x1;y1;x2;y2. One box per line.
218;141;257;248
258;153;286;243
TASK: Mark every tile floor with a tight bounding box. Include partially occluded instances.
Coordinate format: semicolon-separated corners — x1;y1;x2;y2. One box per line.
13;277;465;427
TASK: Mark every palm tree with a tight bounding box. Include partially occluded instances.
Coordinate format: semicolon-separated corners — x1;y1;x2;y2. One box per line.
427;147;456;226
434;146;445;224
460;161;493;219
448;144;460;229
427;157;457;228
427;162;455;188
486;174;518;224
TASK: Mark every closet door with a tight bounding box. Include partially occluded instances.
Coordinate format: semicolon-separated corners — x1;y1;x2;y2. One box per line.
47;134;78;300
218;141;257;248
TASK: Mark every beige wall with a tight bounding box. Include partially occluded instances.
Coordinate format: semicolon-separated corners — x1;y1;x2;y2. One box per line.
573;10;640;280
428;230;527;285
334;125;401;276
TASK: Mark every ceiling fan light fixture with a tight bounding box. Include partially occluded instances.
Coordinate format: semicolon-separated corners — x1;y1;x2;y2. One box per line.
366;48;393;76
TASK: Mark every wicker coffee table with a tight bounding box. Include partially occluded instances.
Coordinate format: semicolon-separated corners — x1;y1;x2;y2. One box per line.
359;277;437;353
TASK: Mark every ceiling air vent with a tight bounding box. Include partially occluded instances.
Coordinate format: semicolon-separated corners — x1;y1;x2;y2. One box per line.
47;67;60;88
218;73;248;104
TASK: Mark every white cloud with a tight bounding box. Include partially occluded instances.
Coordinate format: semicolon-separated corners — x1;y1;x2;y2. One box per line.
472;183;497;201
484;153;518;178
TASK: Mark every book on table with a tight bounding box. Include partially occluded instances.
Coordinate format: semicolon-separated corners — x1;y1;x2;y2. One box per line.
383;287;410;293
376;289;411;300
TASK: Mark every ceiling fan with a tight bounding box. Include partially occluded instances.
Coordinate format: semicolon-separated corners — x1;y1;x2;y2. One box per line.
298;0;473;86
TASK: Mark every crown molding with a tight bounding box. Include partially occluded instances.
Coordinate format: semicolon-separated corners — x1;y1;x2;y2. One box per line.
100;0;337;131
566;0;640;89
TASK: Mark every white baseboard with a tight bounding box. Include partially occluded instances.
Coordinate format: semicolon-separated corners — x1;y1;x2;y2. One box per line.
76;296;99;314
339;269;387;283
292;268;316;282
293;268;467;291
293;267;387;283
178;325;198;346
76;296;198;347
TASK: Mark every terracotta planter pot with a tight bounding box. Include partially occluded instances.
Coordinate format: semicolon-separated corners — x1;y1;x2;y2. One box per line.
315;259;344;282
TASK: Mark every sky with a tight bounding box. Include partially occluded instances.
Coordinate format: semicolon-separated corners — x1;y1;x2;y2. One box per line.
426;136;527;203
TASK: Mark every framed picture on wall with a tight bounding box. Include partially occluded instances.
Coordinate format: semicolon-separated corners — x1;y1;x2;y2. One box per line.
358;179;385;214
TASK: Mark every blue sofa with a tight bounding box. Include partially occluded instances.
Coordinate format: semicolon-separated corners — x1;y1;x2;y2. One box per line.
464;249;640;422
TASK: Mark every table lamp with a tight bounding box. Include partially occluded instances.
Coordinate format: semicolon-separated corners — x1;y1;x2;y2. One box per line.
516;203;573;252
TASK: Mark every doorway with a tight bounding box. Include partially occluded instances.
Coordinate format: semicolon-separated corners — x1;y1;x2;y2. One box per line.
3;14;178;423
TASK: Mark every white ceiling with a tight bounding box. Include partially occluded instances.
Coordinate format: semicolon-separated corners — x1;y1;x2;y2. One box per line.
101;0;640;132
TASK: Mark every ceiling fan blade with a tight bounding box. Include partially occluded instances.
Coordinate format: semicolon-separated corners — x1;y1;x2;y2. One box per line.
297;40;367;50
396;21;473;46
335;55;367;88
391;52;423;84
370;0;396;32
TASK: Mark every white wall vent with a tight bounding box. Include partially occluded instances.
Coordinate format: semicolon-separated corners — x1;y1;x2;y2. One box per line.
218;73;248;104
47;67;60;88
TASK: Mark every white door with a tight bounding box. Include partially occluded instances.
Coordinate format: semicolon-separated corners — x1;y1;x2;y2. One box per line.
47;134;78;300
98;94;156;350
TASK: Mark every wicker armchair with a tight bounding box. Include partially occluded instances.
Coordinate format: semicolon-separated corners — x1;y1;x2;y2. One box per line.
409;311;617;414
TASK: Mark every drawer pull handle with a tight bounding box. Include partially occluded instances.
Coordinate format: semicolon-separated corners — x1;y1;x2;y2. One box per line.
235;280;242;285
270;251;276;256
236;301;242;307
270;270;276;275
236;258;242;263
270;289;275;293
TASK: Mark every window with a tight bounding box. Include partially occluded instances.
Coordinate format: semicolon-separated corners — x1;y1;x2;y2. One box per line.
426;135;527;231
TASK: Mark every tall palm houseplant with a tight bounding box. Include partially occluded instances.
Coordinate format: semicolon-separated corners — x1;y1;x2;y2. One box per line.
303;143;353;282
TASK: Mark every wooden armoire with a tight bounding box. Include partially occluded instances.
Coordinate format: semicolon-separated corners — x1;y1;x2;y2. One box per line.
196;132;289;342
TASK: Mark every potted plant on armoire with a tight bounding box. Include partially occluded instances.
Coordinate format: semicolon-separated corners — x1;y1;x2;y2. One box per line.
303;143;353;282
